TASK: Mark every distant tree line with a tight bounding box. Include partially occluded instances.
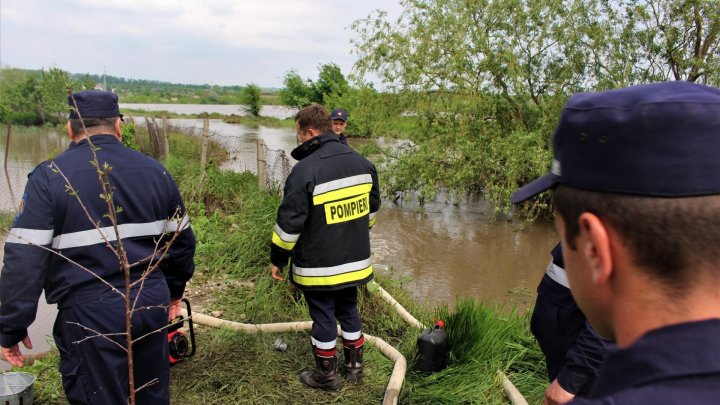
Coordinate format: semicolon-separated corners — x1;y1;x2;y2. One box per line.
0;67;281;124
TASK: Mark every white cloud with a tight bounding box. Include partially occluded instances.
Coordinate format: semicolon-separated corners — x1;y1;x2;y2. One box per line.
0;0;403;87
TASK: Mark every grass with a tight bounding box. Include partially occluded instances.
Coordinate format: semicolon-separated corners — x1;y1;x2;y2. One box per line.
0;210;15;230
8;129;547;404
5;351;65;404
401;299;546;404
221;115;295;129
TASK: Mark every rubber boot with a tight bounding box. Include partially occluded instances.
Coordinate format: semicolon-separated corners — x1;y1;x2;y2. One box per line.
343;335;365;384
300;347;341;391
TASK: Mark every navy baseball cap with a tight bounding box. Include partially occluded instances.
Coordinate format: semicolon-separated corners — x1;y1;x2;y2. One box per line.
511;81;720;204
331;108;348;122
68;90;123;120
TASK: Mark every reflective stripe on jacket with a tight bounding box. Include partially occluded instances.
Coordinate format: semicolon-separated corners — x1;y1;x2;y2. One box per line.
270;133;381;291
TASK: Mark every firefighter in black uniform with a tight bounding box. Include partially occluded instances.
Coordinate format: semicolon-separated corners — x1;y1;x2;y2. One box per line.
0;90;196;404
270;104;380;390
529;243;610;404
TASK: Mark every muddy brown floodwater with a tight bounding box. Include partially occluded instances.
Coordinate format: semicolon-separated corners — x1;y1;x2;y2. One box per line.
371;193;557;309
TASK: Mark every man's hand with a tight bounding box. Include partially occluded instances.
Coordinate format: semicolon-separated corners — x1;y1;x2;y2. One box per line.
1;336;33;368
168;299;182;321
543;379;575;405
271;265;285;281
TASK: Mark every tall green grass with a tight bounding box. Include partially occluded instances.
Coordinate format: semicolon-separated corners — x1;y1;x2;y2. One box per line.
402;299;545;404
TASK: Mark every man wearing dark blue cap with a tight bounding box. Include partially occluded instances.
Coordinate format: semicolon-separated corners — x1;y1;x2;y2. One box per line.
512;81;720;404
0;90;196;404
331;108;349;146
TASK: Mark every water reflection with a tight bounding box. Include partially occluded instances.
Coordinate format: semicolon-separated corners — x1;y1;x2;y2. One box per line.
1;126;71;211
161;119;298;173
121;103;296;119
371;194;557;309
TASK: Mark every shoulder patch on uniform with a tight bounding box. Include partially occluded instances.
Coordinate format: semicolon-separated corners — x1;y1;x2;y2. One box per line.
13;193;27;225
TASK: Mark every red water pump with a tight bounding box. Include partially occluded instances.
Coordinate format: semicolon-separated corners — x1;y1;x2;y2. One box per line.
168;298;196;366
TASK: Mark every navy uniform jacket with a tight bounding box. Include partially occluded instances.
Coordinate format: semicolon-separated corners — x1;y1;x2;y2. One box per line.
571;319;720;404
532;244;609;394
270;133;380;291
0;135;195;347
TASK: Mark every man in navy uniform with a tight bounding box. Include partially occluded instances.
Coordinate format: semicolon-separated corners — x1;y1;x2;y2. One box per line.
0;90;196;404
270;104;380;390
528;243;609;404
512;81;720;404
330;108;349;146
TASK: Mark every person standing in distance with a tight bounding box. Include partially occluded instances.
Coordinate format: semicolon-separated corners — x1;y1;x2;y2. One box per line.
0;90;196;404
331;108;349;146
512;81;720;404
270;104;380;390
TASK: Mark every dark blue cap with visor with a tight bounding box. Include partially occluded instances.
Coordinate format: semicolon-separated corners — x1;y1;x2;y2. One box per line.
511;81;720;204
68;90;123;120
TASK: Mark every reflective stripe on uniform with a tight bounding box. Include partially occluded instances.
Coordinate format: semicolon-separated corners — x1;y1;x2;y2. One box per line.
166;215;191;233
52;218;191;249
5;228;54;245
368;211;377;228
294;258;371;277
341;330;362;340
545;261;569;289
311;336;337;350
313;174;373;205
293;260;373;287
272;224;299;251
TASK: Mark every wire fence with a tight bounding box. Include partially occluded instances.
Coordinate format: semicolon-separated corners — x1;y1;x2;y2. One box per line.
134;117;294;191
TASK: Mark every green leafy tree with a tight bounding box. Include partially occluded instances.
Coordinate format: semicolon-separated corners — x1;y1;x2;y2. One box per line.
240;83;262;117
79;74;97;90
279;64;350;108
350;0;720;219
312;63;350;103
0;67;73;125
279;70;314;108
39;68;71;124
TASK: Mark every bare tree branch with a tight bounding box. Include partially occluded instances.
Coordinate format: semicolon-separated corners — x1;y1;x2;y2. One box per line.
67;321;128;352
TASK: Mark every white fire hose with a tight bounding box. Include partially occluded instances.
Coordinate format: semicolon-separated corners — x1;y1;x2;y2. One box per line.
184;282;528;405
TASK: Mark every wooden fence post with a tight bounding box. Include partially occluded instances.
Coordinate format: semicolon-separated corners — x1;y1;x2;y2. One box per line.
257;139;266;190
3;124;11;171
200;118;210;172
162;117;170;158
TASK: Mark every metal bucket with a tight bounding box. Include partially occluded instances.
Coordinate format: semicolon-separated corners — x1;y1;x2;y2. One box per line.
0;372;35;405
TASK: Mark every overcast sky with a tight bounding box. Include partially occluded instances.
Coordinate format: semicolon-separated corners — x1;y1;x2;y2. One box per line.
0;0;403;88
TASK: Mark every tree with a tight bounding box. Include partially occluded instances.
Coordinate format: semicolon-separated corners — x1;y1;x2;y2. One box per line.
0;67;74;125
240;83;262;117
312;63;350;103
279;70;314;109
39;68;71;124
279;64;350;108
350;0;720;219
